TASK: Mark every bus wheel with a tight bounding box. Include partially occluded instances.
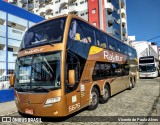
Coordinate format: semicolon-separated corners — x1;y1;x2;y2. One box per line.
132;77;136;88
18;111;28;117
88;87;99;110
100;84;110;104
128;77;133;90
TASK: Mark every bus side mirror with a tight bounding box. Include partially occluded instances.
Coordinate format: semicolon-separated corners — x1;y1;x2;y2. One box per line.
68;70;75;87
10;74;15;87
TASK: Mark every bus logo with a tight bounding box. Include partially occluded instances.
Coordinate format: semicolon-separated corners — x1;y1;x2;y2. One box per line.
24;48;44;55
104;51;123;62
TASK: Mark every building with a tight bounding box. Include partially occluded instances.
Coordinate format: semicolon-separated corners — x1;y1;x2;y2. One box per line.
0;1;44;76
132;41;159;61
128;36;135;45
6;0;128;43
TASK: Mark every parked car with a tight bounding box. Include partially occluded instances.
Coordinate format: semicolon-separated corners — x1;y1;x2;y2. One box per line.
0;75;11;90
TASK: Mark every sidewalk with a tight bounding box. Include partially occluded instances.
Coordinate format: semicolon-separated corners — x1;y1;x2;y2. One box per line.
0;101;17;116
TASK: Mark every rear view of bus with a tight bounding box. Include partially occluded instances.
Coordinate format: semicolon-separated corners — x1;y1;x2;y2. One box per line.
139;56;159;78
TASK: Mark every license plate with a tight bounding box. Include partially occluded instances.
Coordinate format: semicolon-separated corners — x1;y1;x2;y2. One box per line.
25;109;33;115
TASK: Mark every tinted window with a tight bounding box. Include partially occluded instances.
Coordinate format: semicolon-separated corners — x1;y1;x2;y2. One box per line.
108;36;116;51
122;44;128;55
128;47;132;56
69;19;96;45
20;18;66;50
96;31;107;48
92;62;129;81
115;40;122;53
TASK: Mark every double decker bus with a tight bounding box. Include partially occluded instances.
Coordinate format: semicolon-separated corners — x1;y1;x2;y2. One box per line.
139;56;159;78
12;14;138;117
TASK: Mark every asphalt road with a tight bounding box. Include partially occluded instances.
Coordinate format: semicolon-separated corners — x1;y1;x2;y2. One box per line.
1;77;160;125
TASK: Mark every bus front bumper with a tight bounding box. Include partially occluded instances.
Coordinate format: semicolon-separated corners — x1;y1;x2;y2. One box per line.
15;98;68;117
139;72;157;78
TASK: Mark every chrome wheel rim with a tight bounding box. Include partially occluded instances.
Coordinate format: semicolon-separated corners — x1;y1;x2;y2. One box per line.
103;88;109;99
91;92;98;105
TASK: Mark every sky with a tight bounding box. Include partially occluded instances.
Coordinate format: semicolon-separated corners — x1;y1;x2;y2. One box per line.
126;0;160;45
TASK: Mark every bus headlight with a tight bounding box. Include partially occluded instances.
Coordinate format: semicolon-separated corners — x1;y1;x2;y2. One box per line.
45;97;61;105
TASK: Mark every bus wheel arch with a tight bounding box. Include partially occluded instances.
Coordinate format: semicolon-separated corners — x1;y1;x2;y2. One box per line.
100;83;110;104
88;85;100;110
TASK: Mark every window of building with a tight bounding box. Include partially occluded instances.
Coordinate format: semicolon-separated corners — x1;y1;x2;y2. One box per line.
93;22;96;26
8;47;13;52
55;0;60;3
12;29;22;35
92;8;96;14
80;1;84;4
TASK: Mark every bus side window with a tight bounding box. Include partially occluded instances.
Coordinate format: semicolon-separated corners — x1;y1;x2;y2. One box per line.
116;41;121;53
121;64;129;76
77;20;96;45
122;44;128;55
96;31;107;48
128;47;132;57
108;36;116;51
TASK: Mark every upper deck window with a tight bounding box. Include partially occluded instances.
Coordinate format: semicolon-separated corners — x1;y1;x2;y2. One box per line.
20;17;66;50
69;19;96;45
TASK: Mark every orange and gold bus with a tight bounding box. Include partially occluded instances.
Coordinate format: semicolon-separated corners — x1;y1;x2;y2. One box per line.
13;14;138;117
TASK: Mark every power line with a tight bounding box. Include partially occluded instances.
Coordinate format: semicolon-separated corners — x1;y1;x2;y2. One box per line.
146;35;160;41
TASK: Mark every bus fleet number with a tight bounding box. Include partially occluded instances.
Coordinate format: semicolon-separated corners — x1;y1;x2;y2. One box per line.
69;103;80;112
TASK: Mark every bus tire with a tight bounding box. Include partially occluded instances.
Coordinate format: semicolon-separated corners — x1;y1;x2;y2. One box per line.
132;77;136;88
18;111;28;117
88;87;99;110
128;77;133;90
100;84;110;104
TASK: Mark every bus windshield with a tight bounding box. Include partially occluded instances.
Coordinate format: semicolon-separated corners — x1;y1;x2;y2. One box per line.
139;64;155;72
20;17;66;50
14;52;61;92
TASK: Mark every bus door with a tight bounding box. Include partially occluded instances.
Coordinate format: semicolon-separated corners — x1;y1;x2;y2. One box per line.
66;83;81;114
65;52;81;113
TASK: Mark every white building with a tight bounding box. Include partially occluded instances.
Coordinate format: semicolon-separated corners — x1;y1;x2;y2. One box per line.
0;1;44;76
7;0;129;43
132;41;159;61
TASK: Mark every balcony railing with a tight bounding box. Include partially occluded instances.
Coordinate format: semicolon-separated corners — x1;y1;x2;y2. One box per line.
8;27;23;41
121;18;126;24
60;9;69;15
28;3;34;10
105;2;114;12
39;0;46;3
121;0;125;8
0;25;6;37
69;5;78;13
122;27;126;34
22;5;28;10
107;26;114;34
0;50;17;62
121;8;126;14
21;0;27;4
107;14;114;24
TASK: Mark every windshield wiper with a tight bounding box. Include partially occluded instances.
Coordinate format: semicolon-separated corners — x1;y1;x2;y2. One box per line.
31;86;51;92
